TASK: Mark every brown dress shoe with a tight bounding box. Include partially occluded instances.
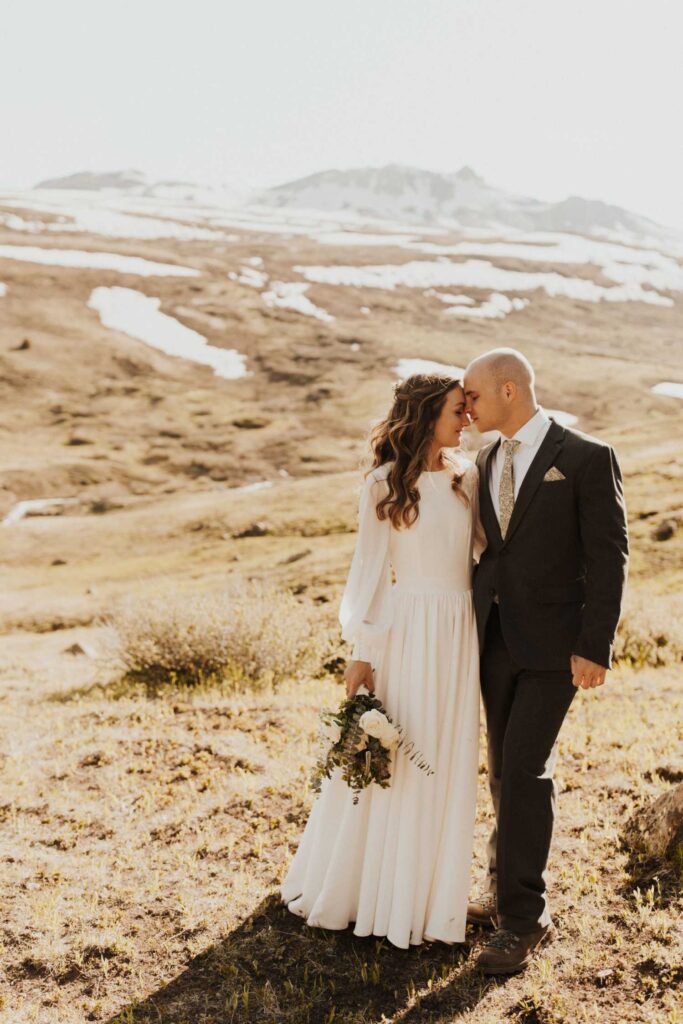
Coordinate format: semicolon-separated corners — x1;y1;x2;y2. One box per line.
466;891;497;928
476;923;557;975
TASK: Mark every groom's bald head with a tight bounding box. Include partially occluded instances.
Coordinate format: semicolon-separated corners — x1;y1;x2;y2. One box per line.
464;348;538;435
466;348;536;395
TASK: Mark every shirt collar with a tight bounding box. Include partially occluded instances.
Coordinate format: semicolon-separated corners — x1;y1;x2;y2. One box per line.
506;407;551;447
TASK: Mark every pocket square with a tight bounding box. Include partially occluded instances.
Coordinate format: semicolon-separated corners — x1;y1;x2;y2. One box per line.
543;466;566;482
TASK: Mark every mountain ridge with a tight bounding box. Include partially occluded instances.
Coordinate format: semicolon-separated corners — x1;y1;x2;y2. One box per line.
264;163;667;237
34;164;672;239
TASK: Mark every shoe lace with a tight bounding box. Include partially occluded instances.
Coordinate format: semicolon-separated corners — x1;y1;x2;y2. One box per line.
487;929;519;953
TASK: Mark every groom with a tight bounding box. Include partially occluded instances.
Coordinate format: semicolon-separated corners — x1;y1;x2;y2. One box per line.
463;348;628;975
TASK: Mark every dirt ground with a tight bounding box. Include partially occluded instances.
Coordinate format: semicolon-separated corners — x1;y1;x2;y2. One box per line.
1;208;681;1022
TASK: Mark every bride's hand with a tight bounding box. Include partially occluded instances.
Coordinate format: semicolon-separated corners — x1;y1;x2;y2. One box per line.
344;660;375;698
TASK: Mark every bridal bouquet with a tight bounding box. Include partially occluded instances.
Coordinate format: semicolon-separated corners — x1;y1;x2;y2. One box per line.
310;686;434;804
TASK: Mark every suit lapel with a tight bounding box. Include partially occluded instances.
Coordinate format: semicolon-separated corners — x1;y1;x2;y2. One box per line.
478;438;502;543
503;420;565;544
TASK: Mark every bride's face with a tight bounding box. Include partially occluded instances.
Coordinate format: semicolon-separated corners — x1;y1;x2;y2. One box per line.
431;386;470;450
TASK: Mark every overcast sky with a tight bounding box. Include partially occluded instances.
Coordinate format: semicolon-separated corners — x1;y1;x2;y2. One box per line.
2;0;682;228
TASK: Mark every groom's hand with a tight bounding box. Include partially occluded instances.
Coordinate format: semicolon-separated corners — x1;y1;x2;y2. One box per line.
344;660;375;698
571;654;607;689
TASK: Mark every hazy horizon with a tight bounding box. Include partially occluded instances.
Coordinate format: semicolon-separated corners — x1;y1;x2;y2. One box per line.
2;0;683;229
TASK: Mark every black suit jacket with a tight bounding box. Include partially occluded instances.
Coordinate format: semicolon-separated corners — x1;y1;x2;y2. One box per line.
473;420;629;671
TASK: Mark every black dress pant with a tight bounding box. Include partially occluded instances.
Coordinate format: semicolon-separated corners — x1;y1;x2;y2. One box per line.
481;604;577;933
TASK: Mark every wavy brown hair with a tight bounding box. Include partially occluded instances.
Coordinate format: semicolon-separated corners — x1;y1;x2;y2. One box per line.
367;374;469;529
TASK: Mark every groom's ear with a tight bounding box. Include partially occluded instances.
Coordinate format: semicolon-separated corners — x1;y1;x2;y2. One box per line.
501;380;517;401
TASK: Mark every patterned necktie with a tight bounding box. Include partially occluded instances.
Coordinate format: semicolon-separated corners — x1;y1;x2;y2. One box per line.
498;439;522;538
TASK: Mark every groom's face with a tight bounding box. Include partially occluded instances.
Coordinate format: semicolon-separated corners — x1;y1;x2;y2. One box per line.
463;366;506;433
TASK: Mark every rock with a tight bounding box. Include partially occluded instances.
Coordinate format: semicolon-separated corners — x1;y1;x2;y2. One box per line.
306;386;333;403
79;751;109;766
653;519;677;541
624;781;683;870
12;338;31;351
232;417;270;429
280;549;311;565
66;436;93;446
234;522;270;538
51;558;67;566
595;968;614;986
89;498;122;514
64;642;96;657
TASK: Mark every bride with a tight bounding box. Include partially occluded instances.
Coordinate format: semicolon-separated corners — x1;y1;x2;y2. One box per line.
280;373;483;948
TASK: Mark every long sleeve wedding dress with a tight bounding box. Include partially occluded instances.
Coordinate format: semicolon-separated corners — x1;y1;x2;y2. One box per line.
280;456;483;948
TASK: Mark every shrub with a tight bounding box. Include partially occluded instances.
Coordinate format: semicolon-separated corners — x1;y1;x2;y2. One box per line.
614;591;683;668
103;582;320;691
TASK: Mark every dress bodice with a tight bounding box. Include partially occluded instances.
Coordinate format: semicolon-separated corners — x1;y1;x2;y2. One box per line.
339;457;483;661
389;469;474;594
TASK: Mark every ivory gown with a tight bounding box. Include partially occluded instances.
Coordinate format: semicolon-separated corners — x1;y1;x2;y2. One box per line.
280;456;483;948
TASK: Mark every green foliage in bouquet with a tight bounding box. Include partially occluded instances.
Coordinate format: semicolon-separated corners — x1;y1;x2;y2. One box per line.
310;688;434;805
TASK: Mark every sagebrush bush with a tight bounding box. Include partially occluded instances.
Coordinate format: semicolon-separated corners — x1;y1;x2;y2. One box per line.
614;590;683;668
103;582;320;690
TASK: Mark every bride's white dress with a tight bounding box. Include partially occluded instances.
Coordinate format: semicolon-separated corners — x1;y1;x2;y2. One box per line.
280;456;483;948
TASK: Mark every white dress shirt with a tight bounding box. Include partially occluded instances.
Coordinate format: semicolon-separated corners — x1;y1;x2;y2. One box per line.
489;407;552;523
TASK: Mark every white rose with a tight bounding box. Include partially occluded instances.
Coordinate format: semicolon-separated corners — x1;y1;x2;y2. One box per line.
378;723;400;750
359;709;388;739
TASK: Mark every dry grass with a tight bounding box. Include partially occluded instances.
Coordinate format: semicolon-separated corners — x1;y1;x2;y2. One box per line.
0;480;679;1024
0;613;680;1024
101;582;323;692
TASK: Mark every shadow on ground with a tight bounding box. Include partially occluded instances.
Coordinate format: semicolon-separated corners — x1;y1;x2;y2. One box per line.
106;893;503;1024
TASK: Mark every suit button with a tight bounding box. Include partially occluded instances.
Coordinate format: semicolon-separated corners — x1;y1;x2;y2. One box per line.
488;587;496;598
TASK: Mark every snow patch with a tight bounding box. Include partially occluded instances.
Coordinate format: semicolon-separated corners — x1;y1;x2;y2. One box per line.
2;206;229;241
262;281;333;322
444;292;529;319
229;265;269;289
425;290;475;306
87;287;247;379
651;382;683;399
0;211;49;233
0;194;237;240
409;234;683;297
315;231;417;247
2;497;80;526
295;259;673;306
0;245;199;277
234;480;274;494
